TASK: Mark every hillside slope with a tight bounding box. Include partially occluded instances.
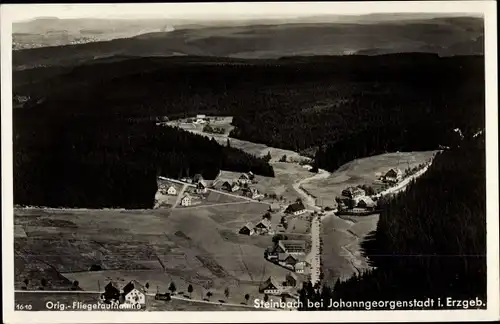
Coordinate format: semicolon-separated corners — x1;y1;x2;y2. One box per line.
13;16;483;70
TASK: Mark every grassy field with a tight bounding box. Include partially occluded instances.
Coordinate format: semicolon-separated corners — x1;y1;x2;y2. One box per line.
317;152;436;287
14;203;302;307
302;151;437;208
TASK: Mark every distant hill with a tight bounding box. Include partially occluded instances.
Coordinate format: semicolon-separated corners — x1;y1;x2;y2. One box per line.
12;16;483;70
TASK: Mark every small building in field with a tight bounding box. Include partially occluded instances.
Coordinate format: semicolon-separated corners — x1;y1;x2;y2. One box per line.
259;277;283;295
342;187;366;199
122;280;146;307
167;186;177;196
180;195;192;207
285;201;307;216
294;259;310;273
384;168;403;183
239;223;255;236
255;219;273;235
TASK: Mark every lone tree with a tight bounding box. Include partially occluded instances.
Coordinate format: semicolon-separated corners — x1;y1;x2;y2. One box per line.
206;291;213;300
168;282;177;294
264;151;272;162
224;287;230;300
71;280;80;290
145;282;150;289
188;284;194;298
280;154;287;162
262;212;272;221
244;293;250;304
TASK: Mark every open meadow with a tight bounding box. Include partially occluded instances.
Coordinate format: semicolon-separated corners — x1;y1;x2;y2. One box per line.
14;203;303;307
302;151;437;208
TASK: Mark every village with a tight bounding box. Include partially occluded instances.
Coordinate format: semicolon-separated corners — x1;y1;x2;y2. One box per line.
14;114;434;312
147;116;433;308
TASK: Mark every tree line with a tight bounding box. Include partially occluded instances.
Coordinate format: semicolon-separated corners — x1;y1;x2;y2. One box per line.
13;113;274;209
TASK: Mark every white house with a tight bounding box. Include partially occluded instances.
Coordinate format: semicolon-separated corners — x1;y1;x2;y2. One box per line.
122;280;146;307
195;114;207;124
180;195;192;207
284;201;307;216
167;186;177;196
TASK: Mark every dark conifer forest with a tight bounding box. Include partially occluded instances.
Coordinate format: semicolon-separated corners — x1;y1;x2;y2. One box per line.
298;134;486;309
13;113;274;208
13;53;484;207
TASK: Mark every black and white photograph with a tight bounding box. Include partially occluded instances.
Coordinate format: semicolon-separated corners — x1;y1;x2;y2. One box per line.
1;1;498;323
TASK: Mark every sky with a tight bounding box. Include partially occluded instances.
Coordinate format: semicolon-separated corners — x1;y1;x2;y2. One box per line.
4;2;485;23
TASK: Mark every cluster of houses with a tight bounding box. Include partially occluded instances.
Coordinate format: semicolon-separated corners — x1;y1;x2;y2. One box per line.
216;172;265;199
239;216;274;236
259;273;299;296
337;187;377;213
100;280;147;308
265;240;310;273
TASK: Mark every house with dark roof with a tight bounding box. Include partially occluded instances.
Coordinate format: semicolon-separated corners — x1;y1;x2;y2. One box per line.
195;180;208;194
384;168;403;183
101;282;120;304
239;223;255;236
255;219;273;235
284;201;307;216
259;277;283;295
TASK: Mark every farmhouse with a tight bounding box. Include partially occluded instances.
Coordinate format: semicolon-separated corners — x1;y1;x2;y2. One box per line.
277;240;306;254
167;186;177;196
180;195;192;207
255;219;273;235
239;223;255;236
122;280;146;307
341;187;366;199
285;201;307;216
101;282;120;304
259;277;283;295
238;173;252;185
384;168;403;183
356;196;376;210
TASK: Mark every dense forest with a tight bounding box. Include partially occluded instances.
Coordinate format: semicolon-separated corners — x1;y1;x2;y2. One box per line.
298;133;486;309
13;54;484;206
13;113;274;208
